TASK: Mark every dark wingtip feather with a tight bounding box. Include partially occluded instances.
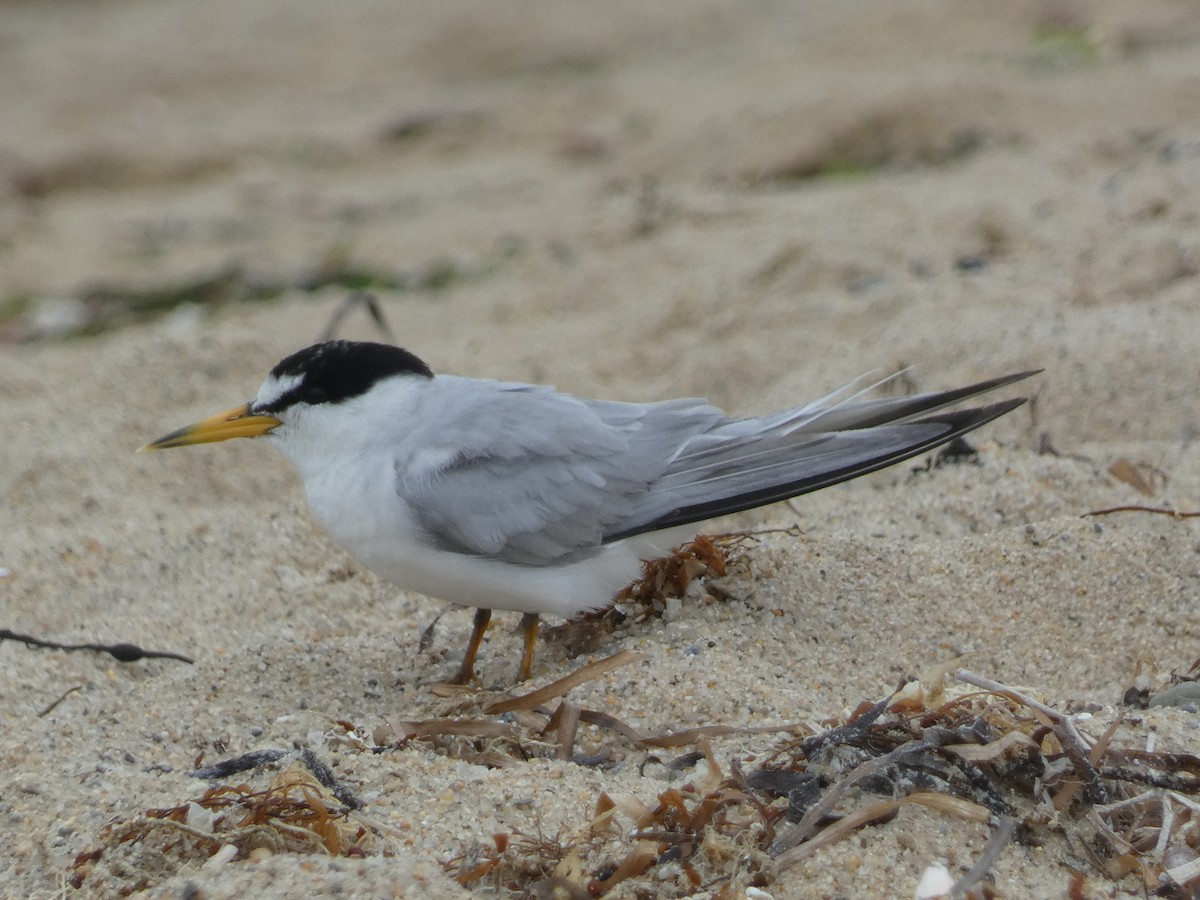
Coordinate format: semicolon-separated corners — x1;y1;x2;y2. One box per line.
605;394;1029;543
824;369;1040;432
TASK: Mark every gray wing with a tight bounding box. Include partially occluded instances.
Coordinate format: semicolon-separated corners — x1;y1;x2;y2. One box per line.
603;371;1036;541
397;376;723;566
398;370;1035;563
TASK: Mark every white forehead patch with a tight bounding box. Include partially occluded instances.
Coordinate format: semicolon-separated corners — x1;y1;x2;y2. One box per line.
254;371;303;408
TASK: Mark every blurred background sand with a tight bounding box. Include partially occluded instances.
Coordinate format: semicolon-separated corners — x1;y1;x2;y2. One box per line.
3;1;1200;896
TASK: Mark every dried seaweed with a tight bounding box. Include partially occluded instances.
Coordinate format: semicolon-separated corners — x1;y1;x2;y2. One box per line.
68;635;1200;896
191;748;289;779
545;531;773;657
70;763;383;891
747;670;1200;896
445;825;581;892
449;771;778;896
373;649;804;774
0;627;193;665
96;653;1189;898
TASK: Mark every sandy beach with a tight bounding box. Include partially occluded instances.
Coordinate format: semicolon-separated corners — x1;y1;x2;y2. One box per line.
3;1;1200;896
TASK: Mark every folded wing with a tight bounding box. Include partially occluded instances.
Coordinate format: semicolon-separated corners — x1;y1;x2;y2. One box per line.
399;371;1036;565
398;379;723;566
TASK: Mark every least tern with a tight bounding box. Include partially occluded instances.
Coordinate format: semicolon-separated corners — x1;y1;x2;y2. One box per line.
144;340;1034;683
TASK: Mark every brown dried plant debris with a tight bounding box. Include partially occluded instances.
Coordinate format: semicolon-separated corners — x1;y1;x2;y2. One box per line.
545;530;795;658
371;650;803;771
69;762;381;893
1086;503;1200;520
420;663;1200;896
744;670;1200;897
445;827;577;894
446;760;777;898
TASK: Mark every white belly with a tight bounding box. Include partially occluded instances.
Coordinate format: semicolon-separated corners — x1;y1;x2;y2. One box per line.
297;450;683;617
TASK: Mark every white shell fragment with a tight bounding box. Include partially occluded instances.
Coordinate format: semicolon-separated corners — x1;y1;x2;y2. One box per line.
202;843;238;869
184;800;216;834
914;863;954;899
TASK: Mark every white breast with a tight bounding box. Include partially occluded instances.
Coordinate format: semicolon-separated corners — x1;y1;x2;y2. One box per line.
263;377;680;617
301;448;657;616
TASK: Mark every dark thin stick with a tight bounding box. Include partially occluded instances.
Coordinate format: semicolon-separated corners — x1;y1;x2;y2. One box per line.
418;611;443;654
1097;765;1200;793
37;684;84;717
951;815;1017;898
1055;720;1109;806
317;292;397;344
192;748;288;779
567;707;804;749
300;748;362;810
801;696;890;756
0;628;193;664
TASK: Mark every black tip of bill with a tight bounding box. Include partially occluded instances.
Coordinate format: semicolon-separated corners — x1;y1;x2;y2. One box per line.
140;403;281;451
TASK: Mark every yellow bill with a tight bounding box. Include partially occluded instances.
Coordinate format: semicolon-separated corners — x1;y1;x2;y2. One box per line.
140;403;281;451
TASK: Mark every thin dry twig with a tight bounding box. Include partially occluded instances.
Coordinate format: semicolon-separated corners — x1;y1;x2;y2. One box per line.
952;670;1062;720
484;650;642;714
37;684;84;717
1084;505;1200;519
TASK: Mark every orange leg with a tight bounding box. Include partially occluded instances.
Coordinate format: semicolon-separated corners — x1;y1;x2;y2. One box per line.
453;607;492;684
517;613;540;682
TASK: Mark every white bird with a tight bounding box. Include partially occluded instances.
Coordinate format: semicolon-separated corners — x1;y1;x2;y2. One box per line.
143;340;1035;683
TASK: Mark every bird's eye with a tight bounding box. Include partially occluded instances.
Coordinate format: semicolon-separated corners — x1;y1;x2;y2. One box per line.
303;386;329;404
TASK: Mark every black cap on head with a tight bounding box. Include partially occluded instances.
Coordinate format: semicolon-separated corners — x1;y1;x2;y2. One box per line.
258;340;433;412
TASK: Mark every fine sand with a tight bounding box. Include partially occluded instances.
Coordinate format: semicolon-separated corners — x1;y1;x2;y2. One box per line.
3;1;1200;897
